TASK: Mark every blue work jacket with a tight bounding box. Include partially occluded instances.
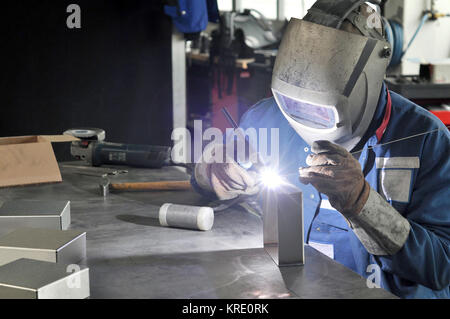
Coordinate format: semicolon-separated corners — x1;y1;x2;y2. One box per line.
236;83;450;299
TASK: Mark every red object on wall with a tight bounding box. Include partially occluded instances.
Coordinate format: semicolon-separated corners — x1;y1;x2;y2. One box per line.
430;110;450;127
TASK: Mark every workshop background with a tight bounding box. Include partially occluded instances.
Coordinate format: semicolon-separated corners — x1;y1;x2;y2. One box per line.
1;0;449;161
1;0;173;161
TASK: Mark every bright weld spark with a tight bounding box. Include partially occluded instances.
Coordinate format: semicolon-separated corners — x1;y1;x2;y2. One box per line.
259;168;284;189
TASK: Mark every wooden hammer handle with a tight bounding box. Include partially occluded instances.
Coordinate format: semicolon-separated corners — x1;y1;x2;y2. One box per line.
110;180;192;191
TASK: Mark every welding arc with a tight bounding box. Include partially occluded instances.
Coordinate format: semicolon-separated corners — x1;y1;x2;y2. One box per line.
351;128;445;155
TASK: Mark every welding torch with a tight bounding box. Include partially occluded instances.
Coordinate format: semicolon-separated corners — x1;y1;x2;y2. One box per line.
209;108;268;214
221;108;286;189
213;108;293;215
221;107;266;174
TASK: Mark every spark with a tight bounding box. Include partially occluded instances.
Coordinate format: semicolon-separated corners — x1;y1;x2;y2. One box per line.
259;168;284;189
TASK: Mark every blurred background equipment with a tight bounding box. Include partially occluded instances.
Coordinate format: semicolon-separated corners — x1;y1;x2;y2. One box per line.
383;0;450;127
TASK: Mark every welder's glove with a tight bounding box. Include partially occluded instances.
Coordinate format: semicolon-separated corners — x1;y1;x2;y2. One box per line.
299;140;411;256
298;140;370;216
194;144;260;200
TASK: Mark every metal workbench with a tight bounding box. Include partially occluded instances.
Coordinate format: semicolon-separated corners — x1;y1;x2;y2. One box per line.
0;163;396;299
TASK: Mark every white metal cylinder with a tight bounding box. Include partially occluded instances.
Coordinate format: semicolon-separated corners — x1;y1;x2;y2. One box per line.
159;203;214;231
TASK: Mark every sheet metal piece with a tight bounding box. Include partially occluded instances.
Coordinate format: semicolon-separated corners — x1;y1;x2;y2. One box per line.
0;228;86;267
0;200;71;236
0;258;90;299
263;191;304;266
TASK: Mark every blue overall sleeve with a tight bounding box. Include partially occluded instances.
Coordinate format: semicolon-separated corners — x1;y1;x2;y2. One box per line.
378;127;450;291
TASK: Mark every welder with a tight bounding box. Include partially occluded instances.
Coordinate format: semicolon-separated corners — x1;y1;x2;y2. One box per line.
191;0;450;298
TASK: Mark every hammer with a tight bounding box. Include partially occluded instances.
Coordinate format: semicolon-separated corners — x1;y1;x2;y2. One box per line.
100;176;192;196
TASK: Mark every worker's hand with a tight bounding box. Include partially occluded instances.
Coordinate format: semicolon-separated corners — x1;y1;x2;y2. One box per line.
194;144;260;200
298;140;370;216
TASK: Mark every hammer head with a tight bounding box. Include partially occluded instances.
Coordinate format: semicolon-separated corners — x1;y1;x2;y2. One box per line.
99;175;110;197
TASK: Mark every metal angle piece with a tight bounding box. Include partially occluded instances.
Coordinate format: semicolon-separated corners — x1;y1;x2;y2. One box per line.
0;258;90;299
0;200;71;236
0;228;86;267
263;191;304;266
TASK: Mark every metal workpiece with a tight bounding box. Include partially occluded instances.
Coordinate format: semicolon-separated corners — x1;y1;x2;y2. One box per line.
100;176;111;197
0;163;397;298
263;191;304;267
159;203;214;231
0;228;86;267
0;200;71;236
0;258;90;299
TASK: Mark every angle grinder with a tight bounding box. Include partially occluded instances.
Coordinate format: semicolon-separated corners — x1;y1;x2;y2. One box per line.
64;128;175;169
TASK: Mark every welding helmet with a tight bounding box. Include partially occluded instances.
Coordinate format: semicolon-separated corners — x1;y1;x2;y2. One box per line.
271;0;391;151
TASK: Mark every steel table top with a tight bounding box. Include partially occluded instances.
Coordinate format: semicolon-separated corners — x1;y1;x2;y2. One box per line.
0;163;397;299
